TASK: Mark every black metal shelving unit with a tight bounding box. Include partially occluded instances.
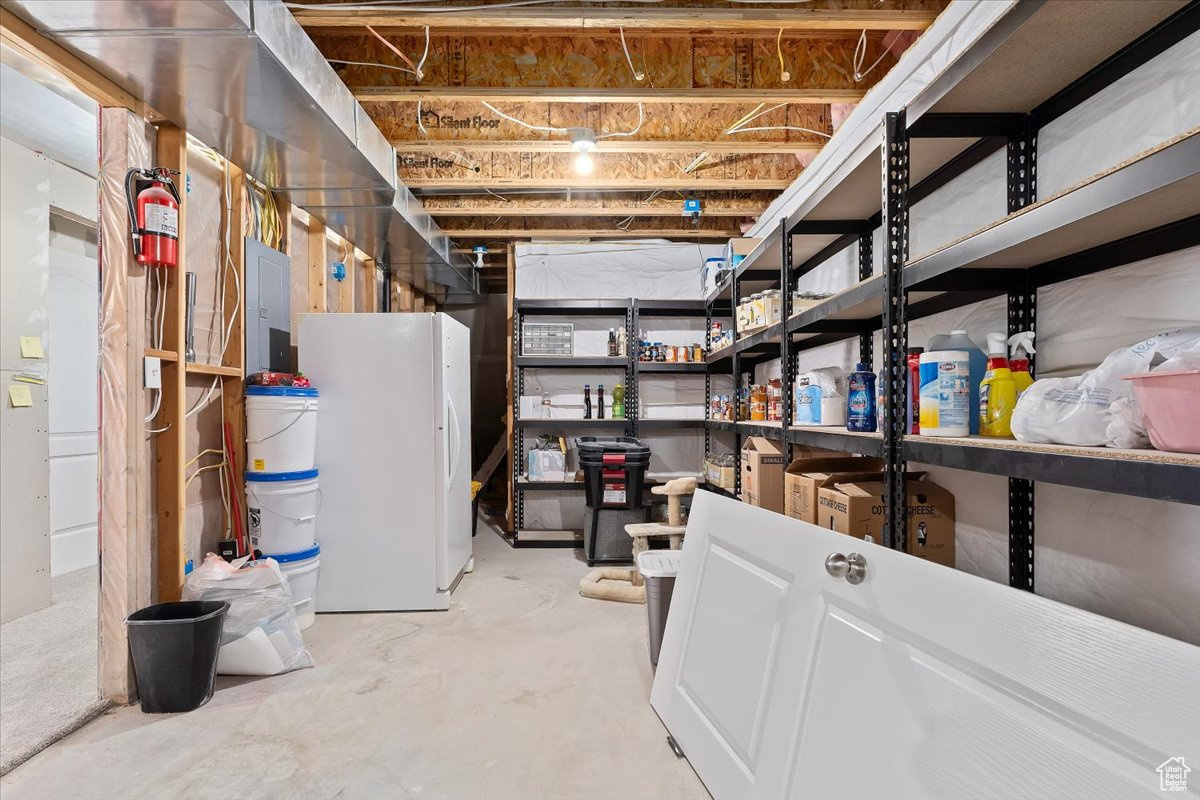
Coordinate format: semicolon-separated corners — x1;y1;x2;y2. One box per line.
701;1;1200;590
510;297;714;548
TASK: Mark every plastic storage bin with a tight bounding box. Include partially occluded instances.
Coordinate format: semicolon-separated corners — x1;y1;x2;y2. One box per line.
125;600;229;713
1124;369;1200;453
246;469;320;555
578;436;651;509
246;386;318;474
263;544;321;631
637;550;683;667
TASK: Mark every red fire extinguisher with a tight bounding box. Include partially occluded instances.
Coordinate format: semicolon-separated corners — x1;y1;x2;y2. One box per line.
124;167;182;268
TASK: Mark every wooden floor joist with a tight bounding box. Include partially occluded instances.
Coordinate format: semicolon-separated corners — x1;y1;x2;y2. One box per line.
444;228;740;239
356;86;866;105
407;177;794;191
392;139;824;155
294;7;941;32
429;205;763;218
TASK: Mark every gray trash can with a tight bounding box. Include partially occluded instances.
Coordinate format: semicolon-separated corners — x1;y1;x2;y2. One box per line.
637;550;684;668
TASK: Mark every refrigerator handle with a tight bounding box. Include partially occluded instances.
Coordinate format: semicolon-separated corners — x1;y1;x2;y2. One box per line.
446;396;460;486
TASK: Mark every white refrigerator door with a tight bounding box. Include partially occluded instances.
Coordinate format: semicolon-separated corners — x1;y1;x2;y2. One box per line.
300;313;441;611
651;491;1200;800
435;314;473;590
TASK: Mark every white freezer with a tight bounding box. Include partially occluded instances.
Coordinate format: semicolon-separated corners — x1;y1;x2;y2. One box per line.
299;313;473;611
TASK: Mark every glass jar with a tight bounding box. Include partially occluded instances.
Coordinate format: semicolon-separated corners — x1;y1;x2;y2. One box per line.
665;344;677;362
654;343;666;362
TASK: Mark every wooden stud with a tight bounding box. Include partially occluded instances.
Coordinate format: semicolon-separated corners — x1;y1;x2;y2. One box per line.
308;219;327;313
356;86;865;105
222;166;248;547
363;256;378;312
337;243;356;313
154;124;188;603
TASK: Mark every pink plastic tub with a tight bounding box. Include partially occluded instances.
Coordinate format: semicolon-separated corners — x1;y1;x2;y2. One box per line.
1124;369;1200;454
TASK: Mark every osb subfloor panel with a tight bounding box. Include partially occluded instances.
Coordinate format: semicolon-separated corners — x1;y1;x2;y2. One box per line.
0;525;707;800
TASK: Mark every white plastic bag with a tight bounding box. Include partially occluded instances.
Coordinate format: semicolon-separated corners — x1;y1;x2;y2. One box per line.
182;554;314;676
1012;327;1200;446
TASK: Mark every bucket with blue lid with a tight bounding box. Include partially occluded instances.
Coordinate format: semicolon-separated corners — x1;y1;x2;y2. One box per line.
245;386;319;474
261;544;321;631
246;469;321;556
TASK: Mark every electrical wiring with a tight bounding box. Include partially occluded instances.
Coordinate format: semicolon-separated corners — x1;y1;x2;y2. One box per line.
484;188;511;203
723;102;831;138
417;98;428;135
777;28;787;82
185;449;225;469
416;25;430;77
619;28;644;82
366;25;421;77
481;101;571;134
185;461;227;492
328;58;419;77
596;102;643;139
727;125;831;137
852;29;891;82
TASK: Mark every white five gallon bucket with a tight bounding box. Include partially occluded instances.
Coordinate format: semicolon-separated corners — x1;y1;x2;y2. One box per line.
246;470;321;555
266;544;320;631
246;386;319;474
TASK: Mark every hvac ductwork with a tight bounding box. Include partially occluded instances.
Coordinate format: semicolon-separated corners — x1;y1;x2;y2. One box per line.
6;0;477;295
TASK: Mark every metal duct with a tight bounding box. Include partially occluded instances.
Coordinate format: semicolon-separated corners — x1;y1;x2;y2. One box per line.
6;0;477;295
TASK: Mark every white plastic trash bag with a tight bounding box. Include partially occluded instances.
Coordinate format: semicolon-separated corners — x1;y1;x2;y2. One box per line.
182;554;315;676
1012;327;1200;447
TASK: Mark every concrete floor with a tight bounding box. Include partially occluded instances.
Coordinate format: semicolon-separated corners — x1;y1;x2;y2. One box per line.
0;525;708;800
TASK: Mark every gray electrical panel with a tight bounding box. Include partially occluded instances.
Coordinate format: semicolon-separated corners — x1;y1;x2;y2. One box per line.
244;237;291;375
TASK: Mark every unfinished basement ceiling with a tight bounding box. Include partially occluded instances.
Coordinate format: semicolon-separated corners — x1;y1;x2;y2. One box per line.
292;0;950;290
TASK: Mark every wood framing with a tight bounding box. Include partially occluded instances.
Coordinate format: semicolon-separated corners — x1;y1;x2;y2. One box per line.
363;256;378;311
356;87;865;105
308;219;328;313
337;243;356;313
0;8;143;113
406;177;794;190
154;124;188;603
294;7;941;31
221;166;248;545
444;227;740;239
98;107;154;704
392;139;824;155
427;204;766;218
398;281;415;312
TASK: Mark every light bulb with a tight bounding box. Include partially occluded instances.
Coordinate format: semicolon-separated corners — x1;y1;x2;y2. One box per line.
574;152;594;176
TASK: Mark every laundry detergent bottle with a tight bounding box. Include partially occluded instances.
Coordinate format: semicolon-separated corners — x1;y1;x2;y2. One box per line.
939;330;986;434
979;333;1017;438
1008;330;1036;396
846;363;877;433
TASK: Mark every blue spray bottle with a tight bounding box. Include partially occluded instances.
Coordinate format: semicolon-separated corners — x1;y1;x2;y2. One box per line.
846;363;877;432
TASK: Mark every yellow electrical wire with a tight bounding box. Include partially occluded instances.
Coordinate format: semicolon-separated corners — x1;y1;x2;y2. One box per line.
777;29;791;82
185;461;227;492
185;449;225;469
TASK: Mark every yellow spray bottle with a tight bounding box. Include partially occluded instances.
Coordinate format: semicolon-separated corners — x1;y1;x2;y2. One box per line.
980;332;1017;438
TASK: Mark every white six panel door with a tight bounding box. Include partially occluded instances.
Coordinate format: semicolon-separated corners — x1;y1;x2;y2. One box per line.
652;492;1200;800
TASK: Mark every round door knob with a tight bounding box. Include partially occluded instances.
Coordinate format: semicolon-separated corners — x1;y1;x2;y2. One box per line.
825;552;868;585
825;553;850;578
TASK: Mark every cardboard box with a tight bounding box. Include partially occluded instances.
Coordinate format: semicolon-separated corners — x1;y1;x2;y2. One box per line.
704;457;736;490
784;456;884;524
817;474;955;567
740;437;786;512
725;237;762;266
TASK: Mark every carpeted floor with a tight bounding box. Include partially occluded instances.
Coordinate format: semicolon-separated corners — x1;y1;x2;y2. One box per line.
0;565;108;775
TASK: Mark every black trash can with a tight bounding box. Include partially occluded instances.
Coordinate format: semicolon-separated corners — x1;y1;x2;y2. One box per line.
126;600;229;713
578;436;651;509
